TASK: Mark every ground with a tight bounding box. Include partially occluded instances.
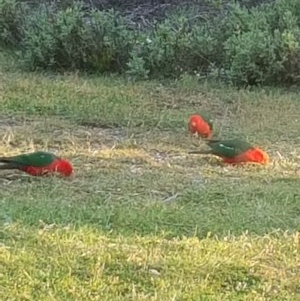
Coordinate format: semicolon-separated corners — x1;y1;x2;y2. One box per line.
0;52;300;300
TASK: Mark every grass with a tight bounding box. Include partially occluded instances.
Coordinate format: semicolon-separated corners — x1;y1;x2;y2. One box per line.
1;226;300;300
0;51;300;300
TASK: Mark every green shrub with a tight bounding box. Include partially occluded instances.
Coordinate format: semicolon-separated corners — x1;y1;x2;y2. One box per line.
274;10;300;84
1;0;300;86
126;15;223;79
141;18;191;77
222;1;300;85
224;29;281;86
88;9;134;72
19;2;134;72
0;0;27;47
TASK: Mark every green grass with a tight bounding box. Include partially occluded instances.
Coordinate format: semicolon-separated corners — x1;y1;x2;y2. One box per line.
0;51;300;300
1;225;299;300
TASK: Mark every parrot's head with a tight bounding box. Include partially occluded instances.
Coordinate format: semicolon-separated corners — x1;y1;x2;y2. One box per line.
188;114;212;138
55;159;74;176
188;115;202;133
252;148;270;165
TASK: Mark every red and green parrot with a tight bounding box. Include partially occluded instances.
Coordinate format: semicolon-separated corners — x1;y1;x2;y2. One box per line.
0;151;73;176
189;139;269;165
188;113;213;139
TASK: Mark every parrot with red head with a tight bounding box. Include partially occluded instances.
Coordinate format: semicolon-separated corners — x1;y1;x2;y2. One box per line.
188;113;213;138
0;151;73;176
189;139;269;165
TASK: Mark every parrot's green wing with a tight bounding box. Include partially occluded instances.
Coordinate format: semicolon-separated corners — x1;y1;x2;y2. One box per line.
206;139;253;158
0;151;58;167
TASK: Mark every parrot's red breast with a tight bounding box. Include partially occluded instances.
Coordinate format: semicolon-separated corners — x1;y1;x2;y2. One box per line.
21;159;73;176
222;147;269;165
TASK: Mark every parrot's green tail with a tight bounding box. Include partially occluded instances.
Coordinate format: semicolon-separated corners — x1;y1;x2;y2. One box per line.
0;158;23;170
0;156;17;163
0;163;19;170
188;150;212;155
203;138;222;144
188;138;220;155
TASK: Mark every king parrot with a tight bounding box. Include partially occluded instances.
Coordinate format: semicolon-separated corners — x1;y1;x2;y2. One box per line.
188;139;269;165
188;113;213;138
0;151;73;176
